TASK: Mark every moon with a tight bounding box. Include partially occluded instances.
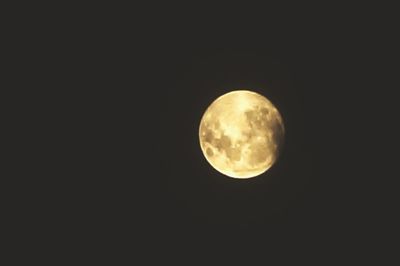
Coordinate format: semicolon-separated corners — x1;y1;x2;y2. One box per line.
199;90;285;179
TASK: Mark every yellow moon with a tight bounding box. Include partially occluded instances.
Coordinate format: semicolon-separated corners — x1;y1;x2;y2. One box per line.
199;90;285;179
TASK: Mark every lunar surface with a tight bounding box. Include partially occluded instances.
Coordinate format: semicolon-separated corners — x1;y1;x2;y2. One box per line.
199;90;284;178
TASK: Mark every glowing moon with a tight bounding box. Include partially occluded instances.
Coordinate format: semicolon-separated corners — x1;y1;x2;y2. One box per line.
199;90;285;179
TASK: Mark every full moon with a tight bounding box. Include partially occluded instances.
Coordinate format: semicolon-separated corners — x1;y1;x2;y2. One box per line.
199;90;285;179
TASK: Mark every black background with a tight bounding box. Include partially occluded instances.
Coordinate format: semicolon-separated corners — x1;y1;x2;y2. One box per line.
50;7;396;263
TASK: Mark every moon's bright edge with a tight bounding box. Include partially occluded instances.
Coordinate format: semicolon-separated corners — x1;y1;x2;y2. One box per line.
199;90;285;179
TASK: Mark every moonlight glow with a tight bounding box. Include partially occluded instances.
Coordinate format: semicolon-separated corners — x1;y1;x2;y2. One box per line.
199;90;285;179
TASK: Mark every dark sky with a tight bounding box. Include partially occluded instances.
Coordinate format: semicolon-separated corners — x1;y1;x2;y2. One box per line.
64;10;394;263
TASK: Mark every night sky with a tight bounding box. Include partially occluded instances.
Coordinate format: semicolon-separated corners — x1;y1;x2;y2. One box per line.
64;10;393;263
